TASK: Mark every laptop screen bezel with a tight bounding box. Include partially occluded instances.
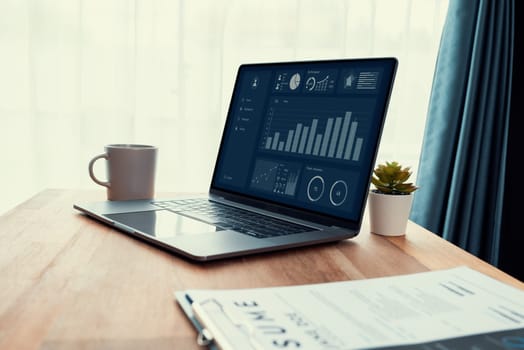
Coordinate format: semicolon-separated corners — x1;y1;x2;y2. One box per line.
209;58;398;230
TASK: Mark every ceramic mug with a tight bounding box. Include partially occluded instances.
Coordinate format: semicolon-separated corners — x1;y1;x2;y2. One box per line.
88;144;158;201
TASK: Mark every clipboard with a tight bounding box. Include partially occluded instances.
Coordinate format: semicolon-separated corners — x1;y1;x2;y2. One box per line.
174;292;263;350
174;268;524;350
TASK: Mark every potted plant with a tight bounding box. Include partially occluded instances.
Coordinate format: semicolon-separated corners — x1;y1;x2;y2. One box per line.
368;161;418;236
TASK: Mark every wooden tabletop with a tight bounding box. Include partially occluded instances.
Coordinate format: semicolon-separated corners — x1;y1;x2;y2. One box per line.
1;189;522;350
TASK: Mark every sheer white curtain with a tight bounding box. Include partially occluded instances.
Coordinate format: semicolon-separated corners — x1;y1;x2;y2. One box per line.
0;0;448;214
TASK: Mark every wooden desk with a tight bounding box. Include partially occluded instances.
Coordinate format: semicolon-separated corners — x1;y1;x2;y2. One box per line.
1;189;522;350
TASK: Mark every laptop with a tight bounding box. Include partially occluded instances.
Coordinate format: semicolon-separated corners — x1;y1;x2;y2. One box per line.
74;57;398;261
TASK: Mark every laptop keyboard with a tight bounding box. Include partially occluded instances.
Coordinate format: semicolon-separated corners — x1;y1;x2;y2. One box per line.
151;198;313;238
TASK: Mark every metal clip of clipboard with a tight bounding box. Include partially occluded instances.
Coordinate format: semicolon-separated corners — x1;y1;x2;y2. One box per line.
193;298;265;350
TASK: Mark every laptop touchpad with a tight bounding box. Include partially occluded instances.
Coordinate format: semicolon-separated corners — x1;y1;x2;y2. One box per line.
105;210;222;238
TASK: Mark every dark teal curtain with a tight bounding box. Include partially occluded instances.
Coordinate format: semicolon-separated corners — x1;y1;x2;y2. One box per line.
410;0;514;266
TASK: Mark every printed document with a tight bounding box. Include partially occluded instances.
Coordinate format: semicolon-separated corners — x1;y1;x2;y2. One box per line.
176;267;524;349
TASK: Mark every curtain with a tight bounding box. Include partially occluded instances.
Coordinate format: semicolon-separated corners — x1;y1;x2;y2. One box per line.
0;0;448;214
411;0;514;266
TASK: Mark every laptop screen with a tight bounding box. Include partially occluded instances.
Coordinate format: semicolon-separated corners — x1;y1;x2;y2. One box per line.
211;58;397;226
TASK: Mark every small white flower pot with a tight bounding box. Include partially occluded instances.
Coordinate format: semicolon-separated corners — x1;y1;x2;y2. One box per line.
368;190;413;236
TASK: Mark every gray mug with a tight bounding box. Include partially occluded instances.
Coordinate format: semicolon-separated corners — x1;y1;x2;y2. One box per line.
89;144;158;201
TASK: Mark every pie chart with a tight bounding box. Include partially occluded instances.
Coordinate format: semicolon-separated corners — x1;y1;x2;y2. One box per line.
289;73;301;90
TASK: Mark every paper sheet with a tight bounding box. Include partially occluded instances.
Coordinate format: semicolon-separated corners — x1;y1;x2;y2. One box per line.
178;267;524;349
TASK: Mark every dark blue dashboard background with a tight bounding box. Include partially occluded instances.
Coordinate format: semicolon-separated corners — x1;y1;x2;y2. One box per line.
211;59;397;223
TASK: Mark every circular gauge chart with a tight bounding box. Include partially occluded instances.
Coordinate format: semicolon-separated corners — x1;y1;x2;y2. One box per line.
307;176;325;202
305;77;316;91
329;180;348;206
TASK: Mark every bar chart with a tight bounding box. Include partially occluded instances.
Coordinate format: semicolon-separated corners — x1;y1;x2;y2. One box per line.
261;110;365;162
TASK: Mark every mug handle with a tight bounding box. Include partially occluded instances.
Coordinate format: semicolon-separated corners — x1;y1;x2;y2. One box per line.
88;153;110;188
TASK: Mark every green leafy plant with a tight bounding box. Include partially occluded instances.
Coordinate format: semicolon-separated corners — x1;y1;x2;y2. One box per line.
371;161;418;195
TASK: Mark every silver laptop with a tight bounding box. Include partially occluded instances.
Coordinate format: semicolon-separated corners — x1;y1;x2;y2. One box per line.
74;58;398;261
